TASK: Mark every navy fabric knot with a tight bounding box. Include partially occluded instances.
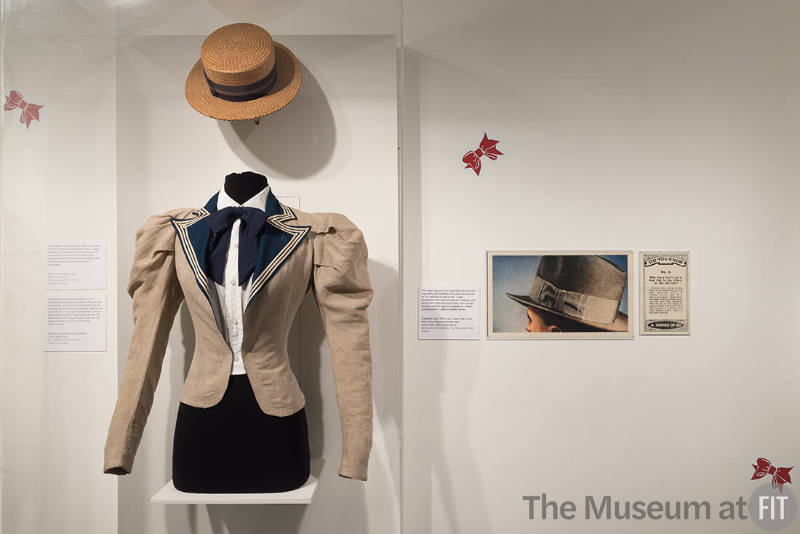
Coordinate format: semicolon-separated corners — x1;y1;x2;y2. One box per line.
206;206;268;286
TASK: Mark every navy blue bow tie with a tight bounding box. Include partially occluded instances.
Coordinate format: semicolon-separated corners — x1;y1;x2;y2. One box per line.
206;206;268;286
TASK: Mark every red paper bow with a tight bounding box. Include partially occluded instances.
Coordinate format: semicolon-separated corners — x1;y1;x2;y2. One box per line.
4;90;44;129
462;133;503;175
751;458;793;493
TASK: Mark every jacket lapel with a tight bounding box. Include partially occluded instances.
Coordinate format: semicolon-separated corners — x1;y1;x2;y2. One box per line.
170;188;310;310
247;189;310;309
170;193;217;300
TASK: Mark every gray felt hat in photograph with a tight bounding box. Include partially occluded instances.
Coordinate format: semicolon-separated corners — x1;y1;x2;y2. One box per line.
506;255;629;332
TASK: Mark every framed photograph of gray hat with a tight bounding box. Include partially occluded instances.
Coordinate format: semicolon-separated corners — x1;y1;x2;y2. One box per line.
488;251;634;339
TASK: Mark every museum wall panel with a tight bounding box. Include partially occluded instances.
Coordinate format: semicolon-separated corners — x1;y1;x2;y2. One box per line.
2;2;400;534
401;1;800;533
1;32;119;534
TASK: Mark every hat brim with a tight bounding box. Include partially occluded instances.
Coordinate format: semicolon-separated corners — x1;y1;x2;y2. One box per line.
185;42;302;121
506;292;629;333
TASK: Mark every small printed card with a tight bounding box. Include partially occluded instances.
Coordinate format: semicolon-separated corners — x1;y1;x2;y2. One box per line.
639;251;690;335
45;240;106;289
419;286;480;340
44;292;106;352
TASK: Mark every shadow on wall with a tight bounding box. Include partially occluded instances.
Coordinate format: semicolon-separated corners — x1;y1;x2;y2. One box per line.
363;259;403;513
402;48;492;533
219;62;336;180
299;257;402;470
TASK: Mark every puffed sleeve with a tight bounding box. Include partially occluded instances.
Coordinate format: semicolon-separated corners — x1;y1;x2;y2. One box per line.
310;213;374;481
103;210;187;475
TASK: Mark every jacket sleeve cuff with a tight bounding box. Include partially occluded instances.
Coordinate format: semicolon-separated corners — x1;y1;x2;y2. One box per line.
338;458;368;481
104;443;135;475
338;430;372;481
104;465;131;475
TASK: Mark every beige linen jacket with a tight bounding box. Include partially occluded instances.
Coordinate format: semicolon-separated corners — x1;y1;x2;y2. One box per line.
103;189;374;480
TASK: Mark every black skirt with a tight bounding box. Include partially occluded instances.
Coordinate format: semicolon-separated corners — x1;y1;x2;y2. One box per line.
172;374;310;493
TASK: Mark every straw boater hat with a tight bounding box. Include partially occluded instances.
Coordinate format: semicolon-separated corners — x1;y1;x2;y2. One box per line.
185;22;302;121
506;255;629;332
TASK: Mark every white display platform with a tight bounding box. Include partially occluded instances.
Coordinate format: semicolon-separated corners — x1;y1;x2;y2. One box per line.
151;459;322;505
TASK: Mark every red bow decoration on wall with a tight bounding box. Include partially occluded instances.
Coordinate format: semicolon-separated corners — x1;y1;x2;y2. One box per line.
4;90;44;129
462;133;503;175
751;458;793;493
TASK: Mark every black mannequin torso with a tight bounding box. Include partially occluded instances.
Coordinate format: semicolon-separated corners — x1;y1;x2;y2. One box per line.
171;171;311;493
224;171;268;204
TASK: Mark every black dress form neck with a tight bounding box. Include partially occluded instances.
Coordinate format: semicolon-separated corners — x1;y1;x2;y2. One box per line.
224;171;268;205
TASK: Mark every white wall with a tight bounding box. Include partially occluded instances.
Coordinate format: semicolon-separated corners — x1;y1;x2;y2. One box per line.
1;19;118;534
2;2;400;534
401;1;800;533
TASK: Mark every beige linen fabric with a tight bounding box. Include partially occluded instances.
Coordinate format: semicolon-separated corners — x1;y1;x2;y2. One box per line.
103;206;374;481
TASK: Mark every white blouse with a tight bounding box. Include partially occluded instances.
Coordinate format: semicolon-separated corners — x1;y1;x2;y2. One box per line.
212;184;271;375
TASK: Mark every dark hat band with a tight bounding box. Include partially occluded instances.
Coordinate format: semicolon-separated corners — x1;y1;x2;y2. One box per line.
202;65;278;102
530;276;620;324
